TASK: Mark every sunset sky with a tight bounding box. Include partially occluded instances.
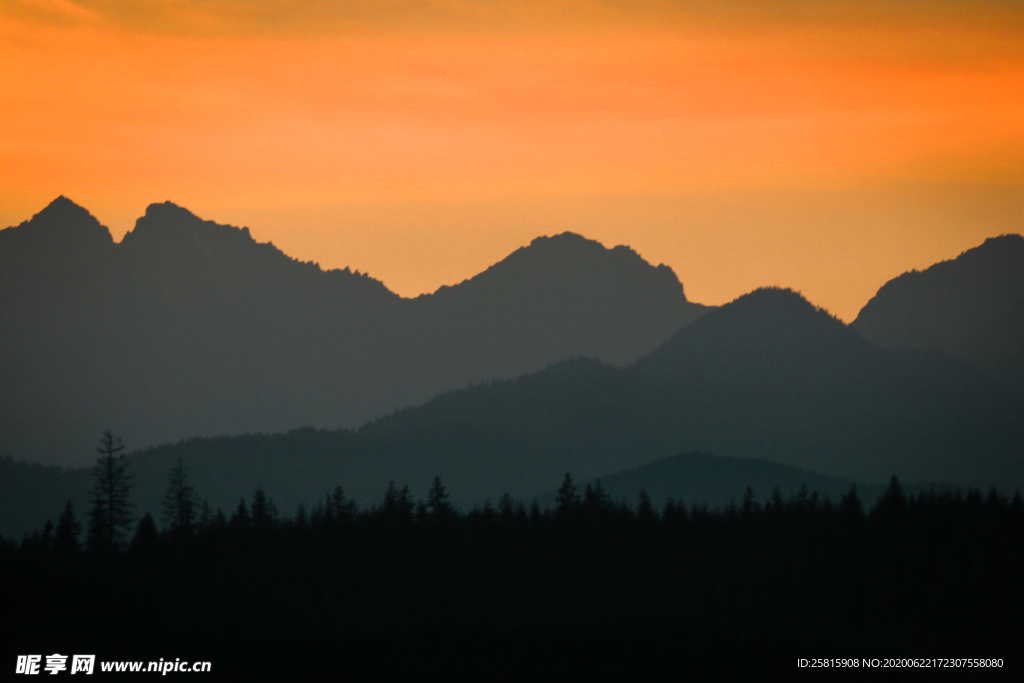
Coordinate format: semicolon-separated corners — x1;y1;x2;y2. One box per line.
2;1;1023;320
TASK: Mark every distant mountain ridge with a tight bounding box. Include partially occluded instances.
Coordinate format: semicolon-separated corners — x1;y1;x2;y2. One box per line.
854;234;1024;381
3;283;1019;540
1;196;707;464
576;452;873;509
350;286;1021;495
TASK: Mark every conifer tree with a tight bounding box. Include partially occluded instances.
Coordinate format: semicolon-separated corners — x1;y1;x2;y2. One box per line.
130;513;159;552
327;485;355;525
251;488;278;529
498;492;516;523
556;473;579;517
741;486;758;519
840;485;864;523
162;456;196;536
637;490;656;523
873;476;908;521
426;475;454;521
87;430;134;552
381;481;415;526
54;499;81;553
230;497;251;529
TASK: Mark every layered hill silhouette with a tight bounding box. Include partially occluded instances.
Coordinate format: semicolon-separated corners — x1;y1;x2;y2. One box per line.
3;285;1020;539
1;197;705;464
4;199;1022;539
854;234;1024;382
345;287;1021;495
575;452;871;509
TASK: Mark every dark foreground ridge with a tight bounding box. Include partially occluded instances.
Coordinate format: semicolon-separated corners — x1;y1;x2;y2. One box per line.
3;474;1020;679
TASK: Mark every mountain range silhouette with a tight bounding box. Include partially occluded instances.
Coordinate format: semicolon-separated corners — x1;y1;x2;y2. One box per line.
1;197;704;464
1;197;1022;538
854;234;1024;383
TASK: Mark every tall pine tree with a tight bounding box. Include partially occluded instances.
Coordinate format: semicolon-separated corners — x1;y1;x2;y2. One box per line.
162;456;196;536
426;476;454;522
556;473;579;518
87;430;134;552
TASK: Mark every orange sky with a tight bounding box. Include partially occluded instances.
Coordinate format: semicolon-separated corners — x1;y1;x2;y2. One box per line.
2;0;1023;320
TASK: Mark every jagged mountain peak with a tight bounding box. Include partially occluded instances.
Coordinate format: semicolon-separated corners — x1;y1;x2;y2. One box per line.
520;231;667;271
121;200;255;247
1;195;113;249
526;230;602;250
23;194;105;232
40;194;86;214
143;200;202;221
963;233;1024;262
977;233;1023;248
112;201;396;296
425;230;687;303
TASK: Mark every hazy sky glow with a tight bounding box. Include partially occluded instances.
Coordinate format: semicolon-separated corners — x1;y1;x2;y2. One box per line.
2;1;1023;319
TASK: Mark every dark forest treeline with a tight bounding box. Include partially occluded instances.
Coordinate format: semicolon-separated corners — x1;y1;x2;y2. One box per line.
3;466;1022;677
9;470;1023;551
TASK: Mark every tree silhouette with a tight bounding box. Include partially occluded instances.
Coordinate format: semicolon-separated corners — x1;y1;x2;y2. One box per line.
556;473;579;517
380;481;415;526
426;476;454;522
839;485;864;525
498;492;516;523
87;430;133;552
741;486;758;519
583;480;609;508
161;456;196;537
326;485;356;526
7;473;1024;677
130;513;159;552
637;489;656;522
53;499;81;553
873;475;907;521
581;480;611;524
251;487;278;529
230;497;251;529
